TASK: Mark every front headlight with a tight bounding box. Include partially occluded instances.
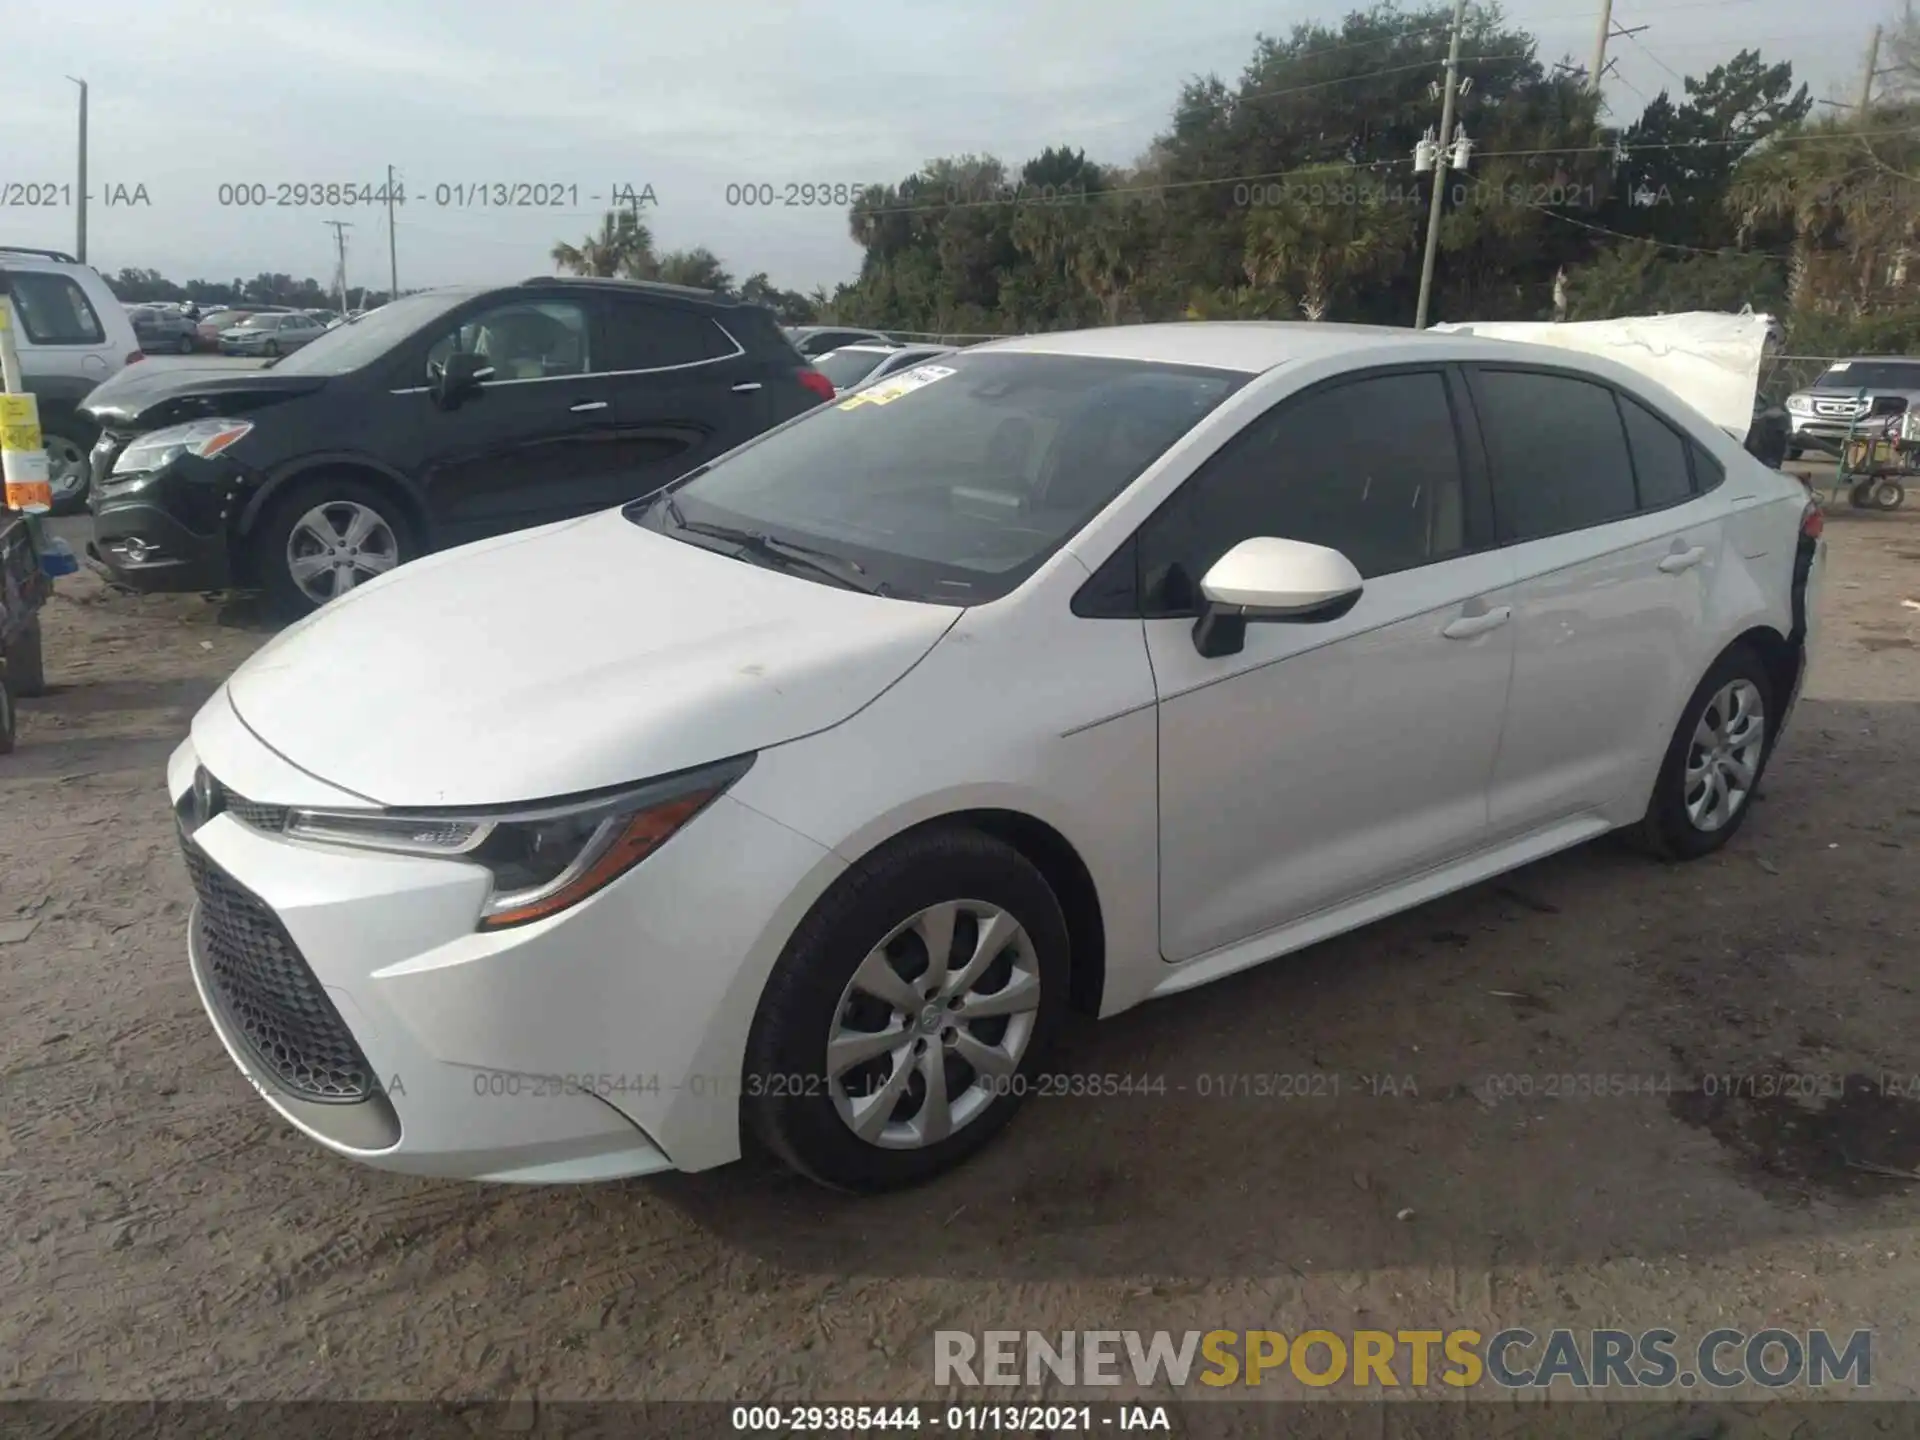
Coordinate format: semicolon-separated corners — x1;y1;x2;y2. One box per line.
114;418;254;474
283;754;754;930
1786;394;1813;415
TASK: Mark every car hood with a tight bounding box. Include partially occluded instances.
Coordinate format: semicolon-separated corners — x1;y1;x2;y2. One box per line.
222;508;961;806
80;363;327;430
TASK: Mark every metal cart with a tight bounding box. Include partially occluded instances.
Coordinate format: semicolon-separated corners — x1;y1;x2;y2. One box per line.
1830;392;1911;511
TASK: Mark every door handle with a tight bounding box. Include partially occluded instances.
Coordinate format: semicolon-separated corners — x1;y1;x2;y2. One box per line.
1442;605;1511;639
730;382;763;393
1658;545;1707;573
569;400;608;413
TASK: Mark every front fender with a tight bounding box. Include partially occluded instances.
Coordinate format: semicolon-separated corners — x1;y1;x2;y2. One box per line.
237;453;431;544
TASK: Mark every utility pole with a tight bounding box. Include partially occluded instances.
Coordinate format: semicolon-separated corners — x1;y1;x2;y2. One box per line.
1415;0;1470;330
1859;24;1882;118
66;78;88;262
386;164;399;303
1587;0;1614;94
324;220;352;315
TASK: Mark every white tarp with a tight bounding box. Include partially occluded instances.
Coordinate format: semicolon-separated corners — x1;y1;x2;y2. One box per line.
1432;312;1777;440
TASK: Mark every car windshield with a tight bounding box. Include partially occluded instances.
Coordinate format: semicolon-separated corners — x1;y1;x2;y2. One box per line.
1814;362;1920;390
266;290;472;376
628;350;1246;605
815;348;894;388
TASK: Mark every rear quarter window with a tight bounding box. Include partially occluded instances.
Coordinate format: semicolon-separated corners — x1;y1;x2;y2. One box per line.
9;272;107;345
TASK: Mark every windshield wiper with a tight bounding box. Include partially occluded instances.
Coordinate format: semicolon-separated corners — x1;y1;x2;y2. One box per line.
662;502;892;597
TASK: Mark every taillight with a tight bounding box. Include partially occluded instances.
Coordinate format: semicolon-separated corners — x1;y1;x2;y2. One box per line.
125;350;145;365
796;367;834;402
1800;498;1824;540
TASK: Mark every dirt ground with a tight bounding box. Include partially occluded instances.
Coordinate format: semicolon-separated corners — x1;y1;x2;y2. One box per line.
4;498;1920;1421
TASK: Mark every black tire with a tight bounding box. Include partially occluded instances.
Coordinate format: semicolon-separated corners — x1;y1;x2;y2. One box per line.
743;826;1070;1193
3;614;46;698
1874;480;1906;511
42;424;94;517
0;676;14;755
1637;644;1776;862
262;340;279;358
1786;444;1803;460
177;333;195;354
251;476;414;618
1848;481;1877;509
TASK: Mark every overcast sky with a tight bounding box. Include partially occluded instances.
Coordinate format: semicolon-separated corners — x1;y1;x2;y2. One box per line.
1;0;1873;296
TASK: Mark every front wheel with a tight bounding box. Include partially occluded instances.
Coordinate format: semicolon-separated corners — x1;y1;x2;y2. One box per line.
261;340;280;358
1637;646;1774;861
43;427;92;516
253;478;413;616
743;827;1069;1192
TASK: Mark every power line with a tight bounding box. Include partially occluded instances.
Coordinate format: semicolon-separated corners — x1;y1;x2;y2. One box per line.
1619;31;1687;86
1522;200;1792;254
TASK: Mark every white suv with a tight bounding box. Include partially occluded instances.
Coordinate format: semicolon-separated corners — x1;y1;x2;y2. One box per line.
0;247;144;513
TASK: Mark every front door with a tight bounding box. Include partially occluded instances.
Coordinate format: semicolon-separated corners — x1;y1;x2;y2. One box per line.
407;295;640;546
1141;367;1519;963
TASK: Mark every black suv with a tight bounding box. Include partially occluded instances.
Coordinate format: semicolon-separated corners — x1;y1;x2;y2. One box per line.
81;278;834;612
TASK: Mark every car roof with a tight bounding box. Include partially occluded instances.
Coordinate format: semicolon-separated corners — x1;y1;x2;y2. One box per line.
831;344;904;355
1832;356;1920;366
975;321;1437;373
517;276;746;309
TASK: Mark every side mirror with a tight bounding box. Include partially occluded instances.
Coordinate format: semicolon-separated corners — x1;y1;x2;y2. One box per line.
1191;536;1364;658
434;351;495;409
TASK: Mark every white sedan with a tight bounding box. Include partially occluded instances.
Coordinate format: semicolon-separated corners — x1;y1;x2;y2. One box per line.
169;322;1825;1192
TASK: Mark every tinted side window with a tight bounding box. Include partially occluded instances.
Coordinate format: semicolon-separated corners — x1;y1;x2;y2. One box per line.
1474;369;1636;541
1137;370;1468;615
424;300;590;381
602;302;738;370
10;272;106;345
1617;393;1694;509
1690;443;1725;494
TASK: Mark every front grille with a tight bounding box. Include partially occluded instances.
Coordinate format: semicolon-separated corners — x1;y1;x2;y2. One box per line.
176;768;290;834
182;838;376;1103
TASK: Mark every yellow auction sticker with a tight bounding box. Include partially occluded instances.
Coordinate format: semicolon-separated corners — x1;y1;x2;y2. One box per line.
838;364;957;410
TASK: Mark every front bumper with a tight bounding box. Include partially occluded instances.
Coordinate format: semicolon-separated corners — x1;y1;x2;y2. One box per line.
89;492;233;591
169;705;843;1181
1789;414;1864;449
87;440;243;592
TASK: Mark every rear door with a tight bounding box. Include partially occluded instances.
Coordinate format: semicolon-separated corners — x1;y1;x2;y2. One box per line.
593;295;769;500
1465;364;1725;836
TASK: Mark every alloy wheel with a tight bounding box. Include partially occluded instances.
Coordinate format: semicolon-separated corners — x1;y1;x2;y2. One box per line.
285;501;399;605
826;900;1041;1150
45;434;88;504
1683;678;1766;833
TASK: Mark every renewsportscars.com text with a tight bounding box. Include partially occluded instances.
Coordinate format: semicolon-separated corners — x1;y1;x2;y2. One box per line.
934;1328;1872;1390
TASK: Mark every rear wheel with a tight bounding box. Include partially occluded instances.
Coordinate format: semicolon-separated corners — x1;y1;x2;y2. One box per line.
253;477;413;616
176;333;195;354
743;827;1069;1192
1872;479;1906;510
1637;645;1774;861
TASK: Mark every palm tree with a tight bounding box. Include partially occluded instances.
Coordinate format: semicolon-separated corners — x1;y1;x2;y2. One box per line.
551;208;656;278
653;247;734;293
